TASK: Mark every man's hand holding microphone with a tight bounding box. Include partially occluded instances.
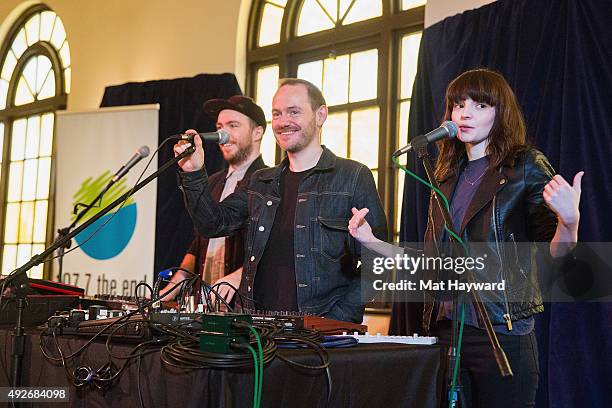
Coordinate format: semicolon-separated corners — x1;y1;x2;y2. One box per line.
173;129;205;172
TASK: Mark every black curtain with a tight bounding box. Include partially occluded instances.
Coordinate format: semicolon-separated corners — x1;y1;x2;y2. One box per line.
391;0;612;406
100;73;242;275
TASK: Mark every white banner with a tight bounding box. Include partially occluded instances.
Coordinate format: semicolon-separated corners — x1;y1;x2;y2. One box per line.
54;105;159;296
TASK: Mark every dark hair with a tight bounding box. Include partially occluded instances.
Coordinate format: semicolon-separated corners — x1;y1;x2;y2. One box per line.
434;69;529;181
278;78;327;111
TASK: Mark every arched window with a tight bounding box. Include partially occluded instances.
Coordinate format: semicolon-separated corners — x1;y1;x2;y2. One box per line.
247;0;425;239
0;5;70;278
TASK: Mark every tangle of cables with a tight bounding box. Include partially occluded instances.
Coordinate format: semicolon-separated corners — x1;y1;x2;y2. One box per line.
2;134;350;408
37;273;346;408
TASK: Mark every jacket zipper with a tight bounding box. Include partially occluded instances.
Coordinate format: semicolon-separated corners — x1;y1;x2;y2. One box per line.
429;206;440;252
492;195;513;331
509;233;528;279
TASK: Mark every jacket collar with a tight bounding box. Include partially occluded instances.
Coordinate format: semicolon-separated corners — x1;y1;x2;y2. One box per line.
245;154;266;176
434;156;509;237
235;155;266;188
459;167;506;233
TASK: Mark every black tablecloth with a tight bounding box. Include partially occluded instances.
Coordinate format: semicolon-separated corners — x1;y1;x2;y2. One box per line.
0;328;441;407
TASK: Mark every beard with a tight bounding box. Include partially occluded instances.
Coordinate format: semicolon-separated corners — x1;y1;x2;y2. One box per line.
223;140;254;166
276;120;318;154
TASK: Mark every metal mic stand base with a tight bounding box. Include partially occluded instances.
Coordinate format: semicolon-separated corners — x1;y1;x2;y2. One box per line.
9;270;29;390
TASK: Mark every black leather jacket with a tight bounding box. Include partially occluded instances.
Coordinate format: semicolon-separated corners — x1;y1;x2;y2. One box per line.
423;148;557;334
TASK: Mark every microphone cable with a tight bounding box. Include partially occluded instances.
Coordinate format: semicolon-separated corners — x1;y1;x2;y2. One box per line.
57;138;171;258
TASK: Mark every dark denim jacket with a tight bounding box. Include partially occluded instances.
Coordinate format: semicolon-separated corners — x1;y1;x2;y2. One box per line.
178;147;388;323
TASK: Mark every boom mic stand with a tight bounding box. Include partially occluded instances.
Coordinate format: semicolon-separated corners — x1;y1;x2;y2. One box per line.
0;146;194;388
413;142;512;407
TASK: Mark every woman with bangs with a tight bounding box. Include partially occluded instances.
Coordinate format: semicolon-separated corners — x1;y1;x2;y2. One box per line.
348;68;583;407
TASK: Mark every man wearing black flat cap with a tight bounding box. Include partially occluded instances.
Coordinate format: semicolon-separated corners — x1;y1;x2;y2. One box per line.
161;95;267;302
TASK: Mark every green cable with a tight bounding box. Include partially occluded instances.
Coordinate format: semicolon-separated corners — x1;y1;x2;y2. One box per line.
449;302;465;408
392;155;468;406
392;156;469;255
245;344;260;408
247;326;264;407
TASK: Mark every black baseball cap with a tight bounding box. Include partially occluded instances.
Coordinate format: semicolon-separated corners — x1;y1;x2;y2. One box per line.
203;95;267;131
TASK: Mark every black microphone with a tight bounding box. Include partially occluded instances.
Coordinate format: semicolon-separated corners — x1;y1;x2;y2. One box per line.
392;121;459;157
111;145;150;183
174;130;230;145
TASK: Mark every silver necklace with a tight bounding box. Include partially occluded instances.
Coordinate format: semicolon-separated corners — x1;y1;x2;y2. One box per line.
464;169;487;186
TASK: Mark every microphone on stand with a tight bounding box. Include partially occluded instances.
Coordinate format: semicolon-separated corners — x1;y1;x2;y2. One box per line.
111;145;150;183
392;121;459;157
171;130;230;145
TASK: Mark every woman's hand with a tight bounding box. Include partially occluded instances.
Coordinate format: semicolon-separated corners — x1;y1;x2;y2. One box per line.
543;171;584;229
348;207;376;243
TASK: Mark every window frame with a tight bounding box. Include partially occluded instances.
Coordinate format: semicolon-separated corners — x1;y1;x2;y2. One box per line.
0;4;69;279
246;0;425;240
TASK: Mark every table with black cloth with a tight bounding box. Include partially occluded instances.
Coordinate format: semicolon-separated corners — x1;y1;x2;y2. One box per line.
0;328;441;407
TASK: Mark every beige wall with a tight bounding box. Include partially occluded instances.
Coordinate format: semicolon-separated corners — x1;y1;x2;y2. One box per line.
0;0;246;111
0;0;496;111
0;0;497;331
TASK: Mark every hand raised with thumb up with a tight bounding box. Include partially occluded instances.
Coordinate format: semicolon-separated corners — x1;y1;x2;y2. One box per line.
543;171;584;229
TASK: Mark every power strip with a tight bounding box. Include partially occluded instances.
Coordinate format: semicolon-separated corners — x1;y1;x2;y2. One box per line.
337;332;438;345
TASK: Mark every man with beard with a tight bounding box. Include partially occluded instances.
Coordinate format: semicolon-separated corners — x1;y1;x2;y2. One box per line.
174;79;387;323
161;95;267;302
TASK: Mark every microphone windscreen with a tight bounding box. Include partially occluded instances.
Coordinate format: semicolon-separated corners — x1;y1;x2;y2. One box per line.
442;121;459;138
138;145;150;157
218;130;230;144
